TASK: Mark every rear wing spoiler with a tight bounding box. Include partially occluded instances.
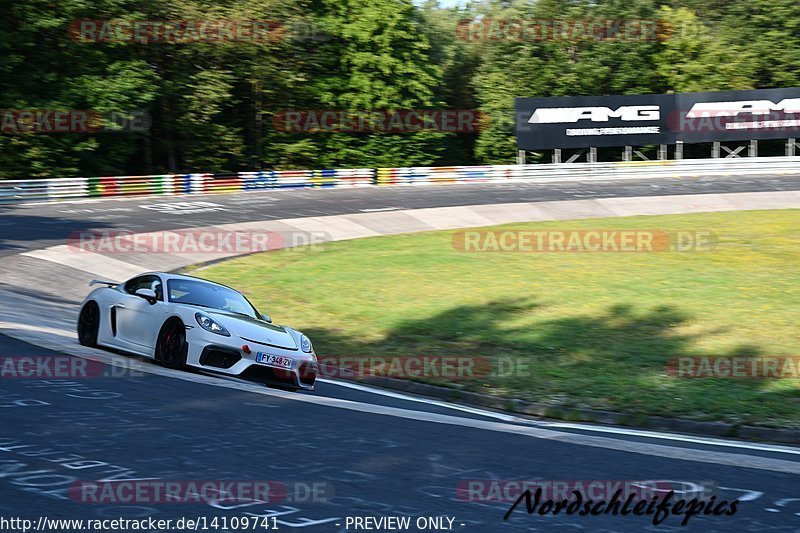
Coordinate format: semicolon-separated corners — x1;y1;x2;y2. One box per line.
89;279;120;287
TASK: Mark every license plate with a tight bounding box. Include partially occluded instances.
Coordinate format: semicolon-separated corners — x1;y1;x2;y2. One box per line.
256;352;295;370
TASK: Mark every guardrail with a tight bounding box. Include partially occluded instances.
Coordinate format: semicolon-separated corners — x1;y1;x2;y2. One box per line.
1;158;798;203
377;157;800;184
0;169;375;203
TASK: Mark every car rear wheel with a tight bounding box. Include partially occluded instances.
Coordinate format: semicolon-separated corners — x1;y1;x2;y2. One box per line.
156;319;187;369
77;301;99;347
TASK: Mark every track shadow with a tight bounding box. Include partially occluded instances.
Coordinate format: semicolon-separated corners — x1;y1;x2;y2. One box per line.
302;298;796;425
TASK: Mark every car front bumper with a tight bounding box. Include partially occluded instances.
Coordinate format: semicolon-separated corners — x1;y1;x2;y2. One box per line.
186;328;317;391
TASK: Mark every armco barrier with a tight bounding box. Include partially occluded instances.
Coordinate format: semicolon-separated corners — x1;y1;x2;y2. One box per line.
377;157;800;185
0;169;374;203
1;158;799;203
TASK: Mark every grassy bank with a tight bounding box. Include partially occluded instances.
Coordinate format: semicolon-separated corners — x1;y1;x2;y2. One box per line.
196;209;800;427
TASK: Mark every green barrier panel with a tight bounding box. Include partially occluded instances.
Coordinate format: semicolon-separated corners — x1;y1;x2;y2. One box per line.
87;177;101;197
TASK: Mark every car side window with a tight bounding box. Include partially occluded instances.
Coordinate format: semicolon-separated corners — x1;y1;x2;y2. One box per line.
149;276;164;301
124;276;143;295
124;275;163;301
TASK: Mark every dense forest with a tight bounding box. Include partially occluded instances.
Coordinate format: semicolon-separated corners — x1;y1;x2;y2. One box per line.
0;0;798;178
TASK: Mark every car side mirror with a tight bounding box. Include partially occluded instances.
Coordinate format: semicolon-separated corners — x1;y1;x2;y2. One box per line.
135;288;158;304
261;313;272;323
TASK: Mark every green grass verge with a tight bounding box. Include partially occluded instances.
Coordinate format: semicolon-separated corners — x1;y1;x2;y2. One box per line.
196;209;800;427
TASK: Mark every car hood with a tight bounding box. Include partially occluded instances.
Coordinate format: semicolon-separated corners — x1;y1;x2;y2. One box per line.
204;310;298;350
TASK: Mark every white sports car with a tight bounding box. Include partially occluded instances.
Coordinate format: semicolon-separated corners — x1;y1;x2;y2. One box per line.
77;272;318;391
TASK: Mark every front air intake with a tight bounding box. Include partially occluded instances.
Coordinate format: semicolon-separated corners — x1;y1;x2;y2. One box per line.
199;346;241;369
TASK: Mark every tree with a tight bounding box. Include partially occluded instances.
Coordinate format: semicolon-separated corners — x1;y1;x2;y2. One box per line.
654;6;756;92
265;0;447;169
0;0;158;178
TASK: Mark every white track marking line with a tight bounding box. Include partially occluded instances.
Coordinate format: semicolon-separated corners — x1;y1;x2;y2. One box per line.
532;421;800;455
158;368;800;475
192;372;800;457
319;378;800;456
317;378;522;422
2;317;800;471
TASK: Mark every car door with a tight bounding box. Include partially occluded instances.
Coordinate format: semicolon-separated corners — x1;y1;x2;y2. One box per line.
114;275;165;349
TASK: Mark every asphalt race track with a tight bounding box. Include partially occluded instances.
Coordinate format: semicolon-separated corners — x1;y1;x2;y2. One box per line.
5;173;800;256
1;175;800;532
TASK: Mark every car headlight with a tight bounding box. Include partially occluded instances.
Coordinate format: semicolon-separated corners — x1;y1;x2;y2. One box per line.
195;312;230;337
300;334;313;353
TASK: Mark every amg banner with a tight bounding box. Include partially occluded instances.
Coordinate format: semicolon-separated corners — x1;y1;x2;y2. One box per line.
674;87;800;144
516;88;800;150
515;93;675;150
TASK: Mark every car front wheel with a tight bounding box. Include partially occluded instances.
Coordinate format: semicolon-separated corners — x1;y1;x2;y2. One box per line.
155;319;187;369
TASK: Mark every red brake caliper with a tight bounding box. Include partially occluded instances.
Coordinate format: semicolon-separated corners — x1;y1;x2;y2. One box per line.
165;330;174;354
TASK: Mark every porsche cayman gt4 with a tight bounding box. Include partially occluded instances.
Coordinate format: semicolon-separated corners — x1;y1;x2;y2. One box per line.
77;272;318;391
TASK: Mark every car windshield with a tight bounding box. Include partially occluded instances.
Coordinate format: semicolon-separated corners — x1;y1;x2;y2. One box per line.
167;279;260;319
